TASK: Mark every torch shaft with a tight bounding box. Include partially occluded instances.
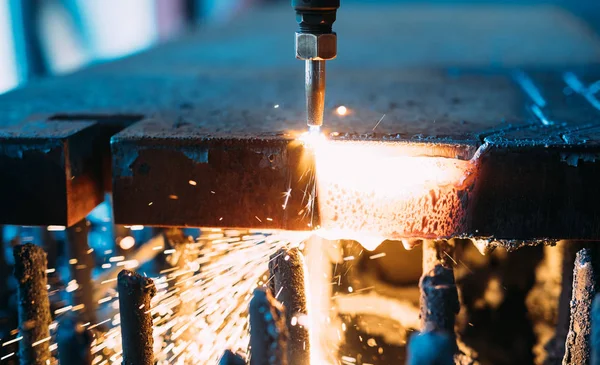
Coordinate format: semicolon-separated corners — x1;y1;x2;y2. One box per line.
305;60;326;127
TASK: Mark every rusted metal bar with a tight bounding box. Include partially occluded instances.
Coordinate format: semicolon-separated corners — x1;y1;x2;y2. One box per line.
269;247;309;365
545;241;585;362
66;219;96;322
57;314;93;365
249;287;288;365
563;248;597;364
117;269;157;365
13;243;51;365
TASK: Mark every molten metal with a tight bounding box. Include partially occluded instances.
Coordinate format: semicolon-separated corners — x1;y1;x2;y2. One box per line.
302;137;475;251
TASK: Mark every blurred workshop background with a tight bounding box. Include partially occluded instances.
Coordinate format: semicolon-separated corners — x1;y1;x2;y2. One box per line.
1;0;599;96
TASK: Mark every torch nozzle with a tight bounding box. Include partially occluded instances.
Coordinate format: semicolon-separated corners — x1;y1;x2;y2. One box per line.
305;60;326;128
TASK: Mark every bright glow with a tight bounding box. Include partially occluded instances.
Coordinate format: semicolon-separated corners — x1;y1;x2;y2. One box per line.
307;139;473;250
47;225;66;232
305;235;338;365
119;236;136;250
336;106;348;116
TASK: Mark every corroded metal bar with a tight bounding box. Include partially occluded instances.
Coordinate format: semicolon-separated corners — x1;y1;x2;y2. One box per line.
249;287;288;365
117;269;157;365
420;240;459;336
269;247;309;365
13;243;52;365
563;248;596;365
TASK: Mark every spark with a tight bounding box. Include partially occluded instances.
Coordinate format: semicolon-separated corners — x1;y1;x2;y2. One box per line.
282;188;292;209
336;106;348;116
189;180;197;186
31;336;51;347
0;353;14;360
55;306;73;315
87;229;310;364
372;114;385;131
369;253;386;260
2;336;23;347
443;251;457;266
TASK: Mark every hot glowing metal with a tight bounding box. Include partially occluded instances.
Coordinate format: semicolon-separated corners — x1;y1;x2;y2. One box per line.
301;133;475;251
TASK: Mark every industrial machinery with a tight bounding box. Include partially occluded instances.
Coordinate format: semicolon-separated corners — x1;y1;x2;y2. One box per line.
1;1;600;365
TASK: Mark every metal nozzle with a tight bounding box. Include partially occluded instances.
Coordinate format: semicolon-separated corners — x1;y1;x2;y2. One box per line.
305;60;326;127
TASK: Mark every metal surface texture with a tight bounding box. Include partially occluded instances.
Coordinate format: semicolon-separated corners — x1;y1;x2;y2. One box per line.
0;5;600;238
0;115;138;226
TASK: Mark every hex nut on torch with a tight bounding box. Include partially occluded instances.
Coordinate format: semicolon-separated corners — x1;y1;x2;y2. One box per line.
295;33;337;61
